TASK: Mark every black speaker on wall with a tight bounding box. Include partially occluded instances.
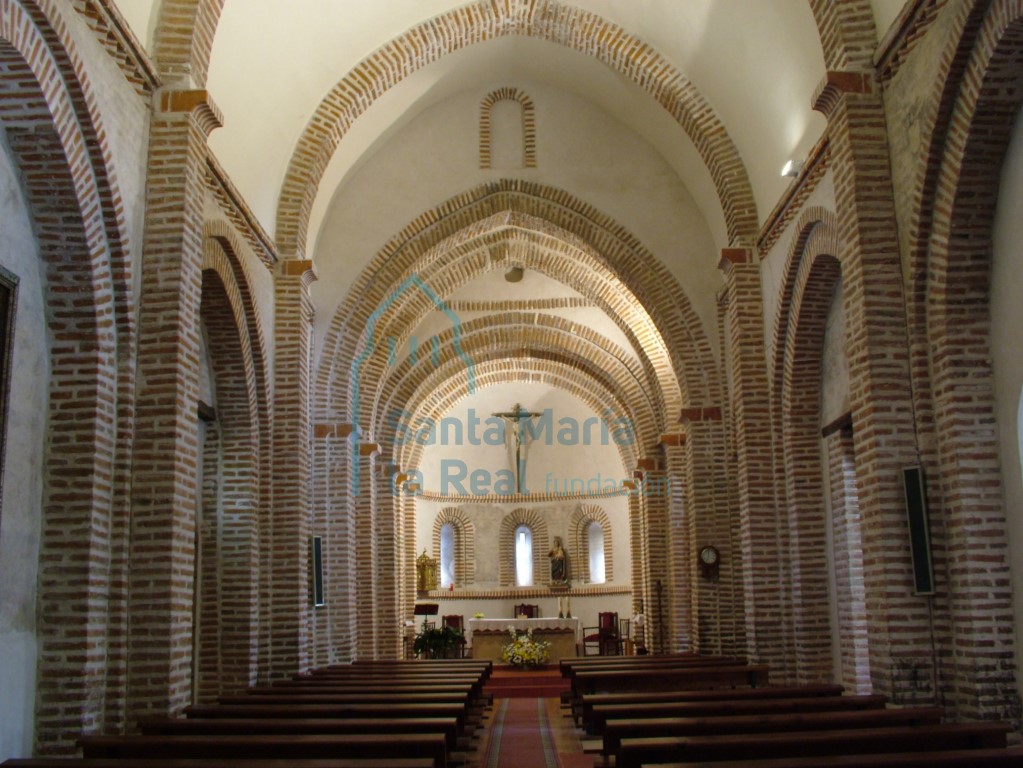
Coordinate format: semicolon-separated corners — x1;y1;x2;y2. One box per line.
311;535;325;607
902;465;935;595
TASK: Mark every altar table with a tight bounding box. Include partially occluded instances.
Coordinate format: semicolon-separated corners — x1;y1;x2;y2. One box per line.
467;618;582;663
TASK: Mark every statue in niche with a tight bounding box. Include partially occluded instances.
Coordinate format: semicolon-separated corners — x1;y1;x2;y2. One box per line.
549;536;568;585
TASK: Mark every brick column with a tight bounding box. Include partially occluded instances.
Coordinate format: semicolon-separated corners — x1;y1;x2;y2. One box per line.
313;423;358;662
813;71;933;701
270;258;316;676
626;479;648;649
355;442;380;658
375;462;401;659
681;407;746;659
719;248;798;679
127;89;222;718
661;439;693;652
640;459;671;654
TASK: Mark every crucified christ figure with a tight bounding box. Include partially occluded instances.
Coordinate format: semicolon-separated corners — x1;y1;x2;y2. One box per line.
492;402;541;493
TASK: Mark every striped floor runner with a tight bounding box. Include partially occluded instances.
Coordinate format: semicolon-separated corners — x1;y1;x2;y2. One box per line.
480;697;584;768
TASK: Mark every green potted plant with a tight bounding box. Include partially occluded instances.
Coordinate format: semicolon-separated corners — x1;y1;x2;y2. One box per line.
412;624;463;659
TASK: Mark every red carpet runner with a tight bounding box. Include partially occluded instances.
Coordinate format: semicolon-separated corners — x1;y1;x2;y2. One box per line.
481;698;561;768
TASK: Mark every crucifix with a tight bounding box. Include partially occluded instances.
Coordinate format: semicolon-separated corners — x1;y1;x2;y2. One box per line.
492;402;541;492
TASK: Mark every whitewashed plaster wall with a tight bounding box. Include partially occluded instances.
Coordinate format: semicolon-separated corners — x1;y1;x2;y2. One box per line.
991;105;1023;681
0;135;49;761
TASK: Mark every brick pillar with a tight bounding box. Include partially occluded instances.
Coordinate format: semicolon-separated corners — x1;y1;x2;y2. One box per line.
681;408;746;658
626;479;648;649
355;442;380;658
813;71;933;701
312;423;357;663
720;248;797;679
640;459;671;654
375;462;401;659
127;89;222;718
661;439;693;652
270;258;316;676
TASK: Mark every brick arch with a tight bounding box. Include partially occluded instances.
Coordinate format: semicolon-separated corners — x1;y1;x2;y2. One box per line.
570;505;614;584
771;207;841;388
374;312;662;459
780;247;843;686
316;181;717;423
480;86;536;169
431;507;476;588
499;508;550;587
151;0;224;84
275;0;758;259
395;359;642;475
195;265;260;699
0;0;137;752
921;0;1023;721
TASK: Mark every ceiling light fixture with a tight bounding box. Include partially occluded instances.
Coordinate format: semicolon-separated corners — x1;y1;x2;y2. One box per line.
781;159;804;178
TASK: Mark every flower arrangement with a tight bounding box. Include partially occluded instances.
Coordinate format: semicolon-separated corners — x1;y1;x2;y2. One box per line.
472;612;485;619
501;628;550;668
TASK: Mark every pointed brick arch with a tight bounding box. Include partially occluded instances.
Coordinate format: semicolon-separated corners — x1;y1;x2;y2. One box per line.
920;0;1023;722
151;0;224;84
275;0;758;259
316;181;718;431
0;0;136;752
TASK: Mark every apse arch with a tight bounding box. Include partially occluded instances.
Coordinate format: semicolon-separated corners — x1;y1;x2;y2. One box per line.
315;181;718;427
275;0;759;260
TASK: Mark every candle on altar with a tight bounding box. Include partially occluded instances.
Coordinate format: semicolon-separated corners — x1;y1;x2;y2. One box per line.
557;597;563;616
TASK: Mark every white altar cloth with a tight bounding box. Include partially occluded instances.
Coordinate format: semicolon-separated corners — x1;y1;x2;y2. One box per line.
466;617;582;647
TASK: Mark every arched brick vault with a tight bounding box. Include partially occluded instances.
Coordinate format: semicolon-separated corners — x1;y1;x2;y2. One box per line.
391;355;646;474
0;0;135;751
315;181;720;424
275;0;759;260
374;312;660;454
918;0;1023;718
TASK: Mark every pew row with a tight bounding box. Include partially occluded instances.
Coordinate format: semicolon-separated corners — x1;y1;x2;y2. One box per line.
4;761;434;768
644;747;1023;767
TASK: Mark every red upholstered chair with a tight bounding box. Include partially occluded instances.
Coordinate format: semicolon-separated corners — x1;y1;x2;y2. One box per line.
582;611;621;656
441;614;468;658
513;603;540;618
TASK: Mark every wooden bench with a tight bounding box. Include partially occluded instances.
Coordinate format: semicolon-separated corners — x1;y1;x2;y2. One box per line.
220;691;473;706
577;683;845;728
587;693;887;735
276;676;488;702
3;760;435;768
80;733;448;768
615;721;1012;768
185;701;471;731
600;706;945;758
139;715;462;753
646;746;1023;767
559;655;746;677
573;664;769;698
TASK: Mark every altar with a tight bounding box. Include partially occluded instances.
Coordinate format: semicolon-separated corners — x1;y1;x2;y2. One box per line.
467;617;582;663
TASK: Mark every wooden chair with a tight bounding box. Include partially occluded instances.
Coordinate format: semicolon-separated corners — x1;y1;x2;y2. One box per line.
513;604;539;618
582;611;621;656
441;614;468;658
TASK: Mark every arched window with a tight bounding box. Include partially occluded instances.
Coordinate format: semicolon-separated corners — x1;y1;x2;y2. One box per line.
515;525;533;586
439;523;455;588
587;521;606;584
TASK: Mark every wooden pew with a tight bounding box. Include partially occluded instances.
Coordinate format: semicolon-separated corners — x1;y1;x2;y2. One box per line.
559;654;745;675
274;676;488;702
578;683;846;728
587;693;887;735
600;706;945;759
646;746;1023;767
3;760;436;768
139;715;462;753
615;721;1012;768
348;660;492;680
186;701;470;730
573;664;768;696
79;733;449;768
219;691;472;706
